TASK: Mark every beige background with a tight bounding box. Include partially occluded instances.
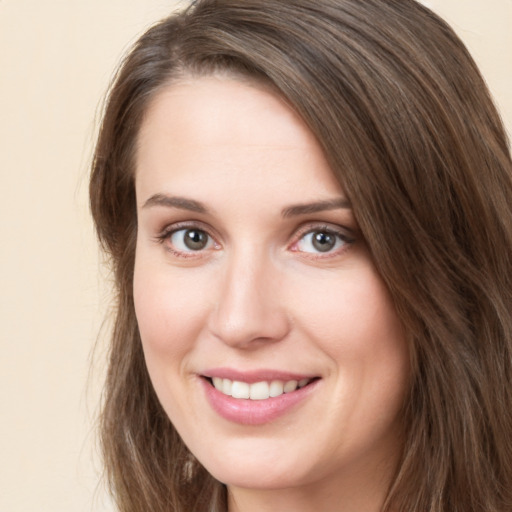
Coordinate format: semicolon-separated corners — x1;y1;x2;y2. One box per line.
0;1;510;511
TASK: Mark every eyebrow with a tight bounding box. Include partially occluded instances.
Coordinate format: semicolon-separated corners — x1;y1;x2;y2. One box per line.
141;193;351;217
142;194;208;213
281;198;351;218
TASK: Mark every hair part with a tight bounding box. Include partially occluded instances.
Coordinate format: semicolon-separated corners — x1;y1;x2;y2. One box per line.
90;1;512;510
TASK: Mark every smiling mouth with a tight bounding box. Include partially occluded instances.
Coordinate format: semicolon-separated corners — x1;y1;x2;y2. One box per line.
204;376;319;400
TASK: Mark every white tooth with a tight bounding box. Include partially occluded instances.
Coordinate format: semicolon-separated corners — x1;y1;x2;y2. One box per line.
212;377;223;391
269;380;284;397
284;380;298;393
222;378;233;396
298;378;309;388
249;381;270;400
231;380;250;399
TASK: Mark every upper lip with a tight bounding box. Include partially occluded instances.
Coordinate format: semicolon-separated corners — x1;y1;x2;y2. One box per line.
201;367;318;383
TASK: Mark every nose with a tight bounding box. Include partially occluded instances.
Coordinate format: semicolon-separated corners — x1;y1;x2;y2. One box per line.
207;251;290;349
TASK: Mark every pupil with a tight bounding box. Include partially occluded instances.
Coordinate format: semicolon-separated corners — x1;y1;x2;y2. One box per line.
184;230;208;250
312;232;335;252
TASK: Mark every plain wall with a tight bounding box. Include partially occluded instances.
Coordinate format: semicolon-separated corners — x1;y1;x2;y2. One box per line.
0;1;510;511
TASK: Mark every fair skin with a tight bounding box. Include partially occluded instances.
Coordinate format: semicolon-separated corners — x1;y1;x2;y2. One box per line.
133;75;409;512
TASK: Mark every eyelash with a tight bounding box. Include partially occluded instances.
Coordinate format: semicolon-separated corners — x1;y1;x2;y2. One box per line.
154;222;355;260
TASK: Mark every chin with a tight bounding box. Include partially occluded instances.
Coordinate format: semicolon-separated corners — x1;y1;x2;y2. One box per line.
192;440;317;490
209;464;308;491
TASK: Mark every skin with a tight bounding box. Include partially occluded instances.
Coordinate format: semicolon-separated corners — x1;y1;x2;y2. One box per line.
133;75;409;512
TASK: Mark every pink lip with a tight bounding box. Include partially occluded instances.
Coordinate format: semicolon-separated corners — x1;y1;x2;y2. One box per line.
200;371;320;425
203;367;315;383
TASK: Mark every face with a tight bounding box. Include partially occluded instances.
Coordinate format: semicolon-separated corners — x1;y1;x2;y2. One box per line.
134;76;409;505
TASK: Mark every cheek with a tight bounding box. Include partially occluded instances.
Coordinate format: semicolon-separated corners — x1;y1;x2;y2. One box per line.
132;258;215;423
133;257;211;360
291;263;409;407
293;265;404;354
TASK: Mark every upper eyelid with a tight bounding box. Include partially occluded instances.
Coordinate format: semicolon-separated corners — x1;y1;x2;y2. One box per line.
158;220;217;239
291;222;355;241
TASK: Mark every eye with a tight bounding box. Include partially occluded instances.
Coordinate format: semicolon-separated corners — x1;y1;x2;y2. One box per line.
169;228;214;252
295;228;350;254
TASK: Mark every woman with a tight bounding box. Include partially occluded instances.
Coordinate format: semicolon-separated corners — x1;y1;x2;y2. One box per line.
90;0;512;511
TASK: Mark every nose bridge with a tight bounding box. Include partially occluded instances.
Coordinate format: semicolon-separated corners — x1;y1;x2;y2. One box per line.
209;245;289;348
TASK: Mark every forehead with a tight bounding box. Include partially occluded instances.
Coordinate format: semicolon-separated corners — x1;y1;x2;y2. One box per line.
138;75;320;155
135;75;342;204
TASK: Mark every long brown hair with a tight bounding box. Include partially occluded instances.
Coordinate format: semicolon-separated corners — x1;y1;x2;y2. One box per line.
90;1;512;510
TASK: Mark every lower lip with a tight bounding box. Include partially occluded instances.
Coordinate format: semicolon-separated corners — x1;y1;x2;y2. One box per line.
201;378;319;425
